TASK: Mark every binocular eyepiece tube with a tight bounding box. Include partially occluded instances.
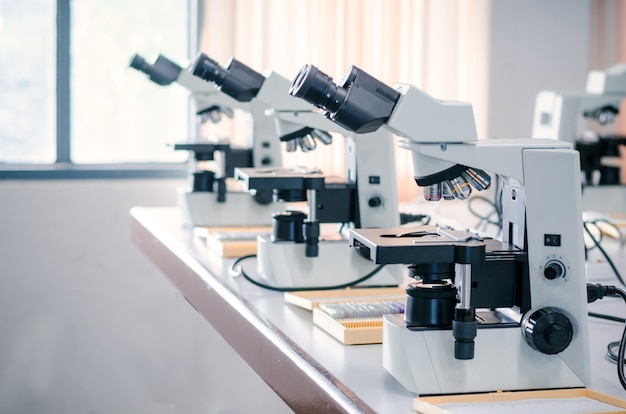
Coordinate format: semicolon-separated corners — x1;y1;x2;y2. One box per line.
289;64;400;134
191;53;265;102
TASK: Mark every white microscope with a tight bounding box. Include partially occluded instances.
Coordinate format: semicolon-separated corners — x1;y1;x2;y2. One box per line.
235;108;404;289
532;63;626;185
290;64;591;395
187;53;406;288
130;53;282;227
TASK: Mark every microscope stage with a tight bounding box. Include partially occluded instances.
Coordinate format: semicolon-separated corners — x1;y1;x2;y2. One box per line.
235;167;327;191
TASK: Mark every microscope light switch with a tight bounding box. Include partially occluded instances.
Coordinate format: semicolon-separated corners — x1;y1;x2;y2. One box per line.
369;176;381;184
544;234;561;246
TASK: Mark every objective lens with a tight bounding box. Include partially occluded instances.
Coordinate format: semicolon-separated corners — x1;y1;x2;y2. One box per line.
423;183;442;202
298;135;317;152
311;129;333;145
204;109;221;123
597;110;616;125
285;139;298;153
289;64;347;113
462;168;491;190
221;107;234;118
445;176;472;200
441;181;455;200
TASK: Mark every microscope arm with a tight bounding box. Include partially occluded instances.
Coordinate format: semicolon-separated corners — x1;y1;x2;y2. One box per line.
397;85;586;366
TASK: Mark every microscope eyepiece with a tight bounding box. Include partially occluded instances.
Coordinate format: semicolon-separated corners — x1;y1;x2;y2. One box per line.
289;64;400;134
191;53;265;102
191;53;229;85
289;64;347;114
129;54;150;72
128;53;182;86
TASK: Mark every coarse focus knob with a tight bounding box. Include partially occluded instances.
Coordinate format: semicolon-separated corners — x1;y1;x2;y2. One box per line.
368;196;383;207
522;307;573;355
544;260;566;280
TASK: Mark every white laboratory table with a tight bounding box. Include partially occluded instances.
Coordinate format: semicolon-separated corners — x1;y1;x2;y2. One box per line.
131;206;626;413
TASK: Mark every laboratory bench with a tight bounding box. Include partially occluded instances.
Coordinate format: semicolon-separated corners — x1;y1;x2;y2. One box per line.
131;206;626;413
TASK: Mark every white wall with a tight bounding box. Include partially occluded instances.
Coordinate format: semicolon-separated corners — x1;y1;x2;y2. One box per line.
0;179;290;414
488;0;591;139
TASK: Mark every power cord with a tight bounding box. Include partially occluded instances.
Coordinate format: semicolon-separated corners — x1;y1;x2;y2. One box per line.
467;195;501;236
587;283;626;390
228;254;390;292
583;220;626;288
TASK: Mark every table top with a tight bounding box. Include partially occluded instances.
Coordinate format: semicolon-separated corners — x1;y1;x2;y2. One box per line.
131;206;626;413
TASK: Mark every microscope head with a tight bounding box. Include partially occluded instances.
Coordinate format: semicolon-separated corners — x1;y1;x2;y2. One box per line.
191;53;265;103
189;54;337;152
289;64;488;201
289;64;400;133
130;53;236;124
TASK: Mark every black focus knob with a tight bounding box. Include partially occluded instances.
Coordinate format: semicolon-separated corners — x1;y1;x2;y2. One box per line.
252;189;273;205
260;156;273;166
404;281;457;328
192;171;215;192
544;260;565;280
522;307;573;355
271;211;305;243
368;196;383;207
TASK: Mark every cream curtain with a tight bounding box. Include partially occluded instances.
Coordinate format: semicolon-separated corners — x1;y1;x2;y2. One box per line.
199;0;490;201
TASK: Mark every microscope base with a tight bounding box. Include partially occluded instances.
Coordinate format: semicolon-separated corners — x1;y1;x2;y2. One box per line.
177;189;275;227
256;235;404;288
383;313;586;396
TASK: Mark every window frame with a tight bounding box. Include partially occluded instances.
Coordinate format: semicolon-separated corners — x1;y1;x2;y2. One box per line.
0;0;197;179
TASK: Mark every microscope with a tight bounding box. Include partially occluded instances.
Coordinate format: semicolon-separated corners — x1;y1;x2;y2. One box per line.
289;64;590;395
129;53;282;227
189;54;405;288
532;63;626;185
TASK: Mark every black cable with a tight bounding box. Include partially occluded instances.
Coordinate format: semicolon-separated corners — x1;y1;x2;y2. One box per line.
588;310;626;365
229;254;390;292
589;311;626;324
615;288;626;390
587;283;626;390
467;195;501;236
608;341;626;364
467;195;500;225
594;218;626;245
583;220;604;253
583;221;626;288
465;175;502;237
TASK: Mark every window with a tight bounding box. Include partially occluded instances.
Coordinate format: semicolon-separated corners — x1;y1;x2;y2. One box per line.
0;0;56;163
0;0;192;170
